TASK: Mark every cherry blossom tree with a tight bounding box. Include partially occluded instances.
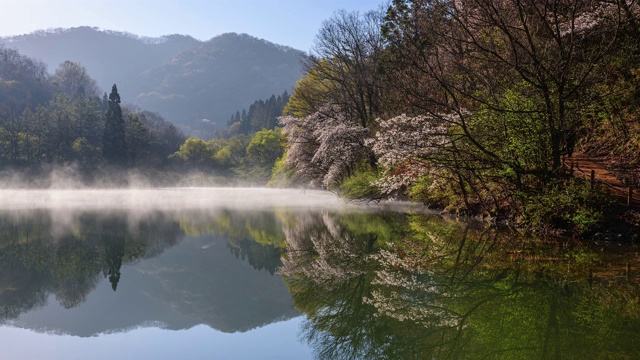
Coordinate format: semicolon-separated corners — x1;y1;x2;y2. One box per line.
382;0;635;176
280;105;372;188
370;113;449;196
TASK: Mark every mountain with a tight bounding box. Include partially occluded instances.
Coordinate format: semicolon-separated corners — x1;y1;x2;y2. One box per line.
0;27;304;137
136;33;304;137
0;27;200;101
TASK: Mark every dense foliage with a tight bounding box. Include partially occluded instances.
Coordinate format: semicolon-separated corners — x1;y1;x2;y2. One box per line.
219;91;290;138
0;47;185;176
277;1;640;233
2;2;639;232
170;128;285;183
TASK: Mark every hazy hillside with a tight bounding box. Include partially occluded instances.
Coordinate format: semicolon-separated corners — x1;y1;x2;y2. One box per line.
136;33;304;136
0;27;200;101
0;28;304;136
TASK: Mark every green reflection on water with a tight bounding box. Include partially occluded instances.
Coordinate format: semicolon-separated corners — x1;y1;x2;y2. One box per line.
0;209;292;333
280;211;640;359
0;207;638;359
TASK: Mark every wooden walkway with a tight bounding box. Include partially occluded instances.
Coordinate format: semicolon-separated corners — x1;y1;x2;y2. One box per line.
565;156;639;206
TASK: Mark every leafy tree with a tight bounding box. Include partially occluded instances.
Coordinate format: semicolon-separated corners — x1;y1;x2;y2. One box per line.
0;46;51;165
170;137;216;167
244;128;285;181
214;135;250;169
303;9;387;128
130;110;185;166
45;94;80;162
51;61;100;100
125;114;150;167
246;129;284;167
0;46;51;117
102;84;128;166
283;63;333;118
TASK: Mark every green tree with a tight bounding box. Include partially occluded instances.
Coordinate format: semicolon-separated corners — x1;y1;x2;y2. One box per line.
246;129;284;167
125;114;150;167
244;129;285;181
170;137;216;167
102;84;128;166
51;61;99;100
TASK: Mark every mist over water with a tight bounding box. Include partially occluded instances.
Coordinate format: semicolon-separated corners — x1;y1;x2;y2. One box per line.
0;187;351;211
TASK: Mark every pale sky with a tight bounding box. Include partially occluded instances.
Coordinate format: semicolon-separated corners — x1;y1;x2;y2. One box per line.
0;0;386;51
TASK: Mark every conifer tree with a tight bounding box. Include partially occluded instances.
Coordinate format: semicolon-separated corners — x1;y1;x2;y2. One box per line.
103;84;128;166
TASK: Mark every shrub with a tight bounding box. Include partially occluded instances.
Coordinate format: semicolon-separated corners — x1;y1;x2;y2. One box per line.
268;154;296;187
338;167;381;200
407;175;453;209
523;178;614;234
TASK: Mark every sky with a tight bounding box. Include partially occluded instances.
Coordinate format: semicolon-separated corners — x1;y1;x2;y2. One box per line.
0;0;386;52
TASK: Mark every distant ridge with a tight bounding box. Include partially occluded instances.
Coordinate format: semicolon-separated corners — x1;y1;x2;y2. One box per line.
1;27;304;137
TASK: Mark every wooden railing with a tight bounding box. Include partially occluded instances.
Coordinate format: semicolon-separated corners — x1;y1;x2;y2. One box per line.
563;158;637;207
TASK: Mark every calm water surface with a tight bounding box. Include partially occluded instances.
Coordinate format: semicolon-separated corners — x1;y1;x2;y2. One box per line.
0;188;638;359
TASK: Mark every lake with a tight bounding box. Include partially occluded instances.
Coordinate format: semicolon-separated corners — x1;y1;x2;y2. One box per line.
0;188;638;359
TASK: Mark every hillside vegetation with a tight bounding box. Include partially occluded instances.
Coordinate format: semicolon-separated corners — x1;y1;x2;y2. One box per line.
275;1;640;236
2;2;639;236
1;28;303;136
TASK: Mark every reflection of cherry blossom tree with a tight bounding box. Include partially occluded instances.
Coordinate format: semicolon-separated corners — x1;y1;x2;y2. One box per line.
279;211;640;359
279;211;385;360
280;211;374;284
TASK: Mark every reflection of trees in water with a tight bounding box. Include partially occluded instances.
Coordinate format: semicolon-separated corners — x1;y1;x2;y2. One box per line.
101;216;126;291
0;208;293;327
52;236;102;308
227;241;282;275
280;212;640;359
280;211;395;360
0;210;184;318
179;209;287;274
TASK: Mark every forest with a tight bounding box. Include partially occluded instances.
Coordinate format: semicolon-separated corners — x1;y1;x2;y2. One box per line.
276;0;640;236
0;47;287;184
1;0;639;235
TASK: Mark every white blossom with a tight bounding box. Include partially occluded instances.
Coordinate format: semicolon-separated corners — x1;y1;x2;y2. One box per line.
280;105;372;188
369;113;451;195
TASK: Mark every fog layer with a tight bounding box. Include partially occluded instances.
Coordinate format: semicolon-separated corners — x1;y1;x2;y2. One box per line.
0;188;349;211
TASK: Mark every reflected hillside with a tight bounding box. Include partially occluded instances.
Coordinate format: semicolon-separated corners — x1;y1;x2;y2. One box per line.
179;209;289;274
280;212;640;360
0;210;183;314
3;199;638;356
0;208;299;335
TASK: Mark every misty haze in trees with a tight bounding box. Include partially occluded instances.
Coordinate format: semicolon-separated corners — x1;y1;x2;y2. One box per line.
52;60;100;100
220;91;290;138
0;49;186;177
1;29;303;136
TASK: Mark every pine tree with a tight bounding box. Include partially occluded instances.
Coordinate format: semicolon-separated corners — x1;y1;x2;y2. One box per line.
101;92;109;112
103;84;128;166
